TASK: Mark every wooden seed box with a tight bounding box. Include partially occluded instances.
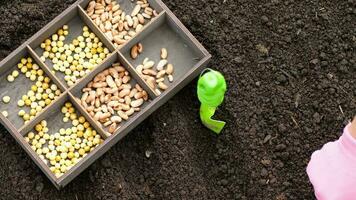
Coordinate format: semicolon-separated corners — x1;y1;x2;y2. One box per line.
0;0;210;189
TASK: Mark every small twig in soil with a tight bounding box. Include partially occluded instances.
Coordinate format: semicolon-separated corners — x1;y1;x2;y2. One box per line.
291;115;299;128
295;93;301;108
339;105;345;117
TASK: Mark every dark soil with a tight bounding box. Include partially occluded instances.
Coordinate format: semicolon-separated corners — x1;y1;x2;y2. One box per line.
0;0;355;199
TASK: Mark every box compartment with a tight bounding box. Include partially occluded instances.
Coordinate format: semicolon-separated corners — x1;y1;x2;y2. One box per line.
120;12;206;95
70;52;154;134
0;46;64;129
79;0;164;49
19;93;108;187
29;6;115;87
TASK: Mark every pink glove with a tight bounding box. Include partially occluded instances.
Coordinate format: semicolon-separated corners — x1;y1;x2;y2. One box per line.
307;123;356;200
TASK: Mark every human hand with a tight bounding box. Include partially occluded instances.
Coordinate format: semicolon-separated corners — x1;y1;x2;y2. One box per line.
349;116;356;139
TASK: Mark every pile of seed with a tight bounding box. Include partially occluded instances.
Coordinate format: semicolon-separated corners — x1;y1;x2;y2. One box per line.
134;48;174;95
86;0;158;48
24;102;104;178
79;63;148;134
1;57;61;124
40;25;111;86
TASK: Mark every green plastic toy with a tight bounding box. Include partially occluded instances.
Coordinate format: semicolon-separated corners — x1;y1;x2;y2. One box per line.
197;69;227;134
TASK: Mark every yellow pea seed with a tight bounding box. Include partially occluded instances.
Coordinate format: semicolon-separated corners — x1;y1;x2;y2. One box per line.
20;67;28;73
12;70;19;77
1;111;8;117
45;99;52;105
18;110;25;117
78;149;85;156
23;114;30;121
52;34;58;41
7;75;15;82
21;58;27;64
39;138;45;144
26;62;32;69
17;100;25;107
55;156;61;162
2;96;10;103
61;116;69;123
24;99;31;106
35;124;42;132
36;149;42;155
29;75;36;81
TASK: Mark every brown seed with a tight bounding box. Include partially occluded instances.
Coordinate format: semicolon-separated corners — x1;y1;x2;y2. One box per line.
124;96;131;105
122;75;130;83
155;89;161;95
136;65;143;74
131;4;141;16
126;108;135;116
111;116;122;123
146;77;155;89
104;120;112;127
121;104;130;111
156;60;167;71
112;15;121;24
134;91;143;99
156;78;164;83
108;101;120;108
143;61;154;69
118;21;124;31
129;89;138;98
87;1;96;11
108;123;117;134
143;69;157;76
142;91;148;101
118;111;129;120
113;65;125;72
128;31;136;37
133;17;139;28
136;24;143;32
81;92;89;102
168;75;174;82
119;89;130;98
131;45;139;59
135;84;143;92
153;10;159;17
137;43;143;53
93;112;101;121
114;36;126;45
161;48;168;59
156;70;166;79
142;13;151;19
106;75;116;88
126;15;133;26
109;68;119;79
137;14;145;24
158;82;168;90
112;4;120;11
166;64;174;75
131;98;144;108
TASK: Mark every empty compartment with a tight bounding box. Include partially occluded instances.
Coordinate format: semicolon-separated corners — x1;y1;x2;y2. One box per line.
29;6;114;87
80;0;163;49
20;93;106;179
70;52;152;135
120;13;206;95
0;47;64;129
